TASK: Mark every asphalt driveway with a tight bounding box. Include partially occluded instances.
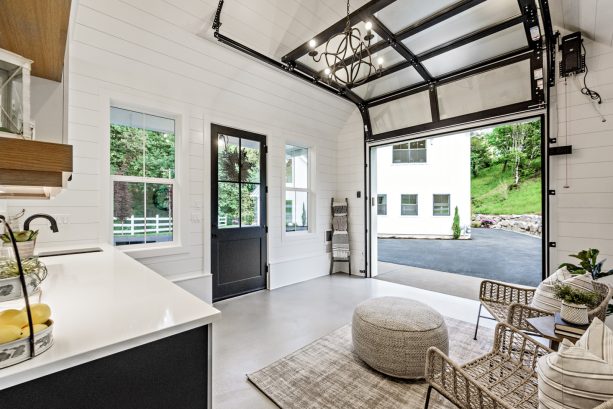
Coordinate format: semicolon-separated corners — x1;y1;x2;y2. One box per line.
377;228;542;287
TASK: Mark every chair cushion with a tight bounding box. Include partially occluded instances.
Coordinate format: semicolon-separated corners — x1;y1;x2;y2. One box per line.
537;319;613;409
531;267;594;313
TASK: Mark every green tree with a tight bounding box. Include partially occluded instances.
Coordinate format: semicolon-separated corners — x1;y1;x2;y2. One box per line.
452;206;461;239
485;122;541;185
470;136;492;177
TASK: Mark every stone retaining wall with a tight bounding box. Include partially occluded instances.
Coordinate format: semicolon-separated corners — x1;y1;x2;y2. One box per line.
472;214;542;237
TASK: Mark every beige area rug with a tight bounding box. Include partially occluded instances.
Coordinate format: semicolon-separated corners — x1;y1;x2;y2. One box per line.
248;318;494;409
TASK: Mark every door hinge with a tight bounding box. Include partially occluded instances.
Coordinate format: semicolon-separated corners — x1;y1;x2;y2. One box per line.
548;189;556;196
549;242;557;248
265;186;268;194
265;264;269;273
265;225;268;233
264;145;268;154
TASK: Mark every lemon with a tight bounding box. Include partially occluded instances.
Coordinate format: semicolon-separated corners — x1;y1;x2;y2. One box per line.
0;309;28;328
0;325;22;344
21;303;51;325
19;323;48;339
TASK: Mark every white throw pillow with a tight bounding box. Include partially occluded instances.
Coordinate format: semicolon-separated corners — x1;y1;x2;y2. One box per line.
531;267;594;313
537;318;613;409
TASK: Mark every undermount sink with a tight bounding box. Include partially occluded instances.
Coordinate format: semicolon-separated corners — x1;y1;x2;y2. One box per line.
37;247;103;257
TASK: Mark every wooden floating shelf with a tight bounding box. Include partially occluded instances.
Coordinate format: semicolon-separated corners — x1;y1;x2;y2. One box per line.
0;136;73;199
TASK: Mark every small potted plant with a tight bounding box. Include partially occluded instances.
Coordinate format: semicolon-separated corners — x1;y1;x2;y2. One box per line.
1;230;38;259
553;283;599;325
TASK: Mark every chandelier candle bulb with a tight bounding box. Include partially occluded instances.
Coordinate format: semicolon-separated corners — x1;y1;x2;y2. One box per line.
365;21;372;31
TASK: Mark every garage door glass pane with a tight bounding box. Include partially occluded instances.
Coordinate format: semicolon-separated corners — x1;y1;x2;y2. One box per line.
401;0;521;55
422;24;528;77
436;59;532;119
369;91;432;134
376;0;462;34
353;66;424;100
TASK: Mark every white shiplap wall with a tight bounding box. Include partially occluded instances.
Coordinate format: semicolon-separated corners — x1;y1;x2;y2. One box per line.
551;35;613;285
7;0;356;301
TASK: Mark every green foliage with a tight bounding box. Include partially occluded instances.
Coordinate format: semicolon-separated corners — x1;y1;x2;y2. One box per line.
559;248;613;280
0;257;47;279
452;206;461;239
471;163;541;214
110;124;175;221
470;136;492;177
553;283;599;307
0;230;38;243
470;120;541;216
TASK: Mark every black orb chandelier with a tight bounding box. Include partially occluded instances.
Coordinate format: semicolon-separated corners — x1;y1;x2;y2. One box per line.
307;0;383;88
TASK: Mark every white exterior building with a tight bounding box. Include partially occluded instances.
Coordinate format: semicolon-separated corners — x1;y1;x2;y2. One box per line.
375;133;471;238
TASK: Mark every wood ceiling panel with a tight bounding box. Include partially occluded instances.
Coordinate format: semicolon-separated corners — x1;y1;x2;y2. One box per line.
0;0;71;81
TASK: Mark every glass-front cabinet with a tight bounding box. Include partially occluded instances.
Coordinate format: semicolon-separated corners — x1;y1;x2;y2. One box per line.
0;48;31;138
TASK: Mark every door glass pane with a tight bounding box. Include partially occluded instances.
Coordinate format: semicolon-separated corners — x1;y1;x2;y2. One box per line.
218;135;240;182
241;139;260;183
113;181;145;245
241;184;260;227
145;183;174;243
218;182;240;229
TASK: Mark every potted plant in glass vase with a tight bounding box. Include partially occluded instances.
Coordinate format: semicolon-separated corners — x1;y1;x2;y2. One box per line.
553;283;599;325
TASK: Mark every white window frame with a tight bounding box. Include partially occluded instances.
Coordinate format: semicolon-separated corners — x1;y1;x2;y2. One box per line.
400;194;418;216
392;140;427;164
101;94;189;258
433;194;451;216
282;143;315;238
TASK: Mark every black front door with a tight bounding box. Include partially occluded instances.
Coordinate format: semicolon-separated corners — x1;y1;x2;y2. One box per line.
211;124;267;301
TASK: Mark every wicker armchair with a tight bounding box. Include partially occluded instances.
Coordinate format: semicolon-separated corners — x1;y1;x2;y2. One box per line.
425;322;553;409
474;279;612;340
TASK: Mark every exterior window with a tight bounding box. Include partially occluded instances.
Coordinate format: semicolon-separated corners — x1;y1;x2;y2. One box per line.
285;145;309;232
377;194;387;215
110;107;176;246
392;140;427;163
401;194;418;216
433;194;450;216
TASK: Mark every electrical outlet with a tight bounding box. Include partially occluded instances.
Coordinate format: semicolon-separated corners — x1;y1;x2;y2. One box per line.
191;212;201;223
51;214;70;225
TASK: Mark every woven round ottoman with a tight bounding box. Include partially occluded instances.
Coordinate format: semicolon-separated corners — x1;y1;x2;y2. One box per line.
352;296;448;379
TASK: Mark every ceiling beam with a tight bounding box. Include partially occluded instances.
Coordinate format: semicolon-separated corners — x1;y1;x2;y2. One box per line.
282;0;398;63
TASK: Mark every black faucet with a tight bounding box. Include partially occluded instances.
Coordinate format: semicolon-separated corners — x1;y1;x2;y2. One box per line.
23;214;59;233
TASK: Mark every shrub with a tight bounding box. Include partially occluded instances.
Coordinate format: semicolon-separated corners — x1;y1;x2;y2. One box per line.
452;206;461;239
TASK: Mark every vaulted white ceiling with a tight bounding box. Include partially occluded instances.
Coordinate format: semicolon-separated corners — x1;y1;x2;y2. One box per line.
549;0;613;46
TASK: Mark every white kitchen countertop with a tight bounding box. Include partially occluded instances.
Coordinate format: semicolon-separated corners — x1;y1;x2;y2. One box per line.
0;244;220;389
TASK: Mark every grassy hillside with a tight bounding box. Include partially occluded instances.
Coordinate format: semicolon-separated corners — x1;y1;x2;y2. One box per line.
471;163;541;215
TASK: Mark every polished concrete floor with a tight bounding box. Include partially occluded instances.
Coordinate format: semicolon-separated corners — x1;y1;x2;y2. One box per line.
376;261;483;300
212;273;496;409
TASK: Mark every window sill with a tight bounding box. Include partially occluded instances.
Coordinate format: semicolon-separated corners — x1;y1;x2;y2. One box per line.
118;243;189;259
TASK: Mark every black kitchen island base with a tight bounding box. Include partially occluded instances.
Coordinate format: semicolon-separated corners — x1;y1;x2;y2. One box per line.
0;325;211;409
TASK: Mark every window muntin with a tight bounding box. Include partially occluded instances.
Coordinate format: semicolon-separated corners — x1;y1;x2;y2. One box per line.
285;145;309;232
217;135;261;229
433;194;451;216
401;194;418;216
377;194;387;215
392;140;427;163
110;107;176;246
